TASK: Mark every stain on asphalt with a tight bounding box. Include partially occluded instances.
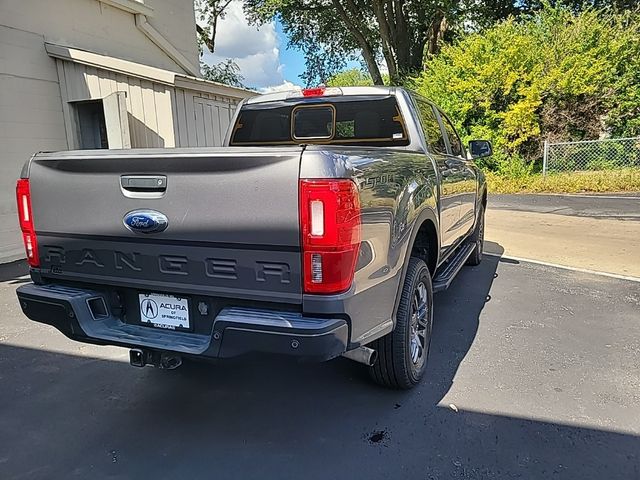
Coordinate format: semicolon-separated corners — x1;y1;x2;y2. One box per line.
394;403;401;409
368;430;388;444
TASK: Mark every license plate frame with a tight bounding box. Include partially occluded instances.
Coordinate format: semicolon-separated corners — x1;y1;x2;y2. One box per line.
138;292;190;331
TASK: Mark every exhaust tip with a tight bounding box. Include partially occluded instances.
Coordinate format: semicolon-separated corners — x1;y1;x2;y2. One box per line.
342;346;377;366
369;350;378;366
160;353;182;370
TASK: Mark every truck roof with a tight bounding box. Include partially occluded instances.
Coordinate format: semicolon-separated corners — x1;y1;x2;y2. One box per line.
245;86;398;105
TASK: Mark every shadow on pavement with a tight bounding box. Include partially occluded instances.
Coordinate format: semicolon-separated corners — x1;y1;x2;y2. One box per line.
0;259;29;285
425;241;503;408
1;243;638;479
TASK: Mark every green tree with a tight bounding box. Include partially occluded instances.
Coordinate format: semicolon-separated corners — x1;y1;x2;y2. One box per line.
412;5;640;174
201;59;246;87
522;0;638;12
326;68;390;86
327;69;374;87
243;1;636;87
196;0;233;53
195;0;245;87
244;0;524;86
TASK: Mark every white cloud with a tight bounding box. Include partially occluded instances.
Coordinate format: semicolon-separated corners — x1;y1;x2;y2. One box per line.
198;1;286;89
259;80;302;94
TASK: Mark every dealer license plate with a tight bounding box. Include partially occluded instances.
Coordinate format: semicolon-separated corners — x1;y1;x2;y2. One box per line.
139;292;189;330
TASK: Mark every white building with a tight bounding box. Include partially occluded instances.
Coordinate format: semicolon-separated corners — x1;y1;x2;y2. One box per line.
1;0;253;263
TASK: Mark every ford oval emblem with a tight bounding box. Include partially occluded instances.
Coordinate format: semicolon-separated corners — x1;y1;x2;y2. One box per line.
123;210;168;234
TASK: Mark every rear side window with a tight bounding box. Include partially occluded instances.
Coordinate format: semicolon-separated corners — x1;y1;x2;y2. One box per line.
440;113;464;157
414;99;447;155
230;96;409;147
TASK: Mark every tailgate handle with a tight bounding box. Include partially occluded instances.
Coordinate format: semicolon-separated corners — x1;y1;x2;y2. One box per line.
121;175;167;191
120;175;167;199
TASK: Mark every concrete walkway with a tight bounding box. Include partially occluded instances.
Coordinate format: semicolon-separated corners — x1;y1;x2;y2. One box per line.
485;196;640;278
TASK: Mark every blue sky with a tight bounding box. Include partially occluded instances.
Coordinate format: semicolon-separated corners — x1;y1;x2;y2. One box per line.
199;1;307;90
274;22;306;85
199;1;361;91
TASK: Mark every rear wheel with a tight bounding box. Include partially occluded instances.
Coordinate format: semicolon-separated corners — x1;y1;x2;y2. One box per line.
466;205;485;266
369;257;433;389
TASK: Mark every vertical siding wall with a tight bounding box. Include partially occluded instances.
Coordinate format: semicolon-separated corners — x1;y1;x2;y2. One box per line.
56;59;175;148
0;26;67;262
57;59;242;149
172;89;240;147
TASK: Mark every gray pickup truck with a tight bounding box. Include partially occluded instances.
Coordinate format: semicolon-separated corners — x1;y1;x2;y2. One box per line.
16;86;490;389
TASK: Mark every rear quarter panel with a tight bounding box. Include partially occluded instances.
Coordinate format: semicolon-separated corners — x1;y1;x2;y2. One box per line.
300;146;439;345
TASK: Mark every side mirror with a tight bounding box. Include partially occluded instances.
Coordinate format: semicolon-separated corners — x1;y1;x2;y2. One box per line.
469;140;492;159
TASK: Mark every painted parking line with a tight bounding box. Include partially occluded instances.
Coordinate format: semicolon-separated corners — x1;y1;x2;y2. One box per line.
484;252;640;283
546;194;640;200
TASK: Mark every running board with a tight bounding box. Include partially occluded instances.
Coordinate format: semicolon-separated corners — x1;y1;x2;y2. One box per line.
433;242;476;292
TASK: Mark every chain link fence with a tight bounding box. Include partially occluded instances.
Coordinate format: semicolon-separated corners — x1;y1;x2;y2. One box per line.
542;136;640;174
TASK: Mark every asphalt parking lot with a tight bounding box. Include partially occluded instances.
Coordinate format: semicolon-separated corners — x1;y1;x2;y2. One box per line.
1;242;639;479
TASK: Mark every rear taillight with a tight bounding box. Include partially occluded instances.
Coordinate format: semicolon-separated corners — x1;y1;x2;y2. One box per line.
16;178;39;267
300;179;361;294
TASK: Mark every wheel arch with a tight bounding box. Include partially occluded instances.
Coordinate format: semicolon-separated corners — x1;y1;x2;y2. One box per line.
391;207;439;328
410;219;438;277
472;183;488;231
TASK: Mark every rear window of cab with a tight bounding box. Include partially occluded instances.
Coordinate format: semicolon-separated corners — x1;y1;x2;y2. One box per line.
230;96;409;147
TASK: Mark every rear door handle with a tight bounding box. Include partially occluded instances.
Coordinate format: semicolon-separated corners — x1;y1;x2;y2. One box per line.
120;175;167;199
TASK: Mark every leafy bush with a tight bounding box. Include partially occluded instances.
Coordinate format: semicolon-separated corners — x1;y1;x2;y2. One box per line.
412;5;640;175
326;69;388;87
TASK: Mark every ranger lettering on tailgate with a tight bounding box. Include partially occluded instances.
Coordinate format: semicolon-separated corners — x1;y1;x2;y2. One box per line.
41;245;292;284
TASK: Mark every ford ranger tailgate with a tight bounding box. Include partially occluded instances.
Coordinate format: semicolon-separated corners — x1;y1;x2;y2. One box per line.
27;147;304;304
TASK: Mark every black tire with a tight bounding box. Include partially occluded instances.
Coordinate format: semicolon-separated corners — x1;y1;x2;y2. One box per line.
466;205;485;266
369;257;433;389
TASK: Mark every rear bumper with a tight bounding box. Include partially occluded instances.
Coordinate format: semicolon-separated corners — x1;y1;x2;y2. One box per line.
16;283;348;362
